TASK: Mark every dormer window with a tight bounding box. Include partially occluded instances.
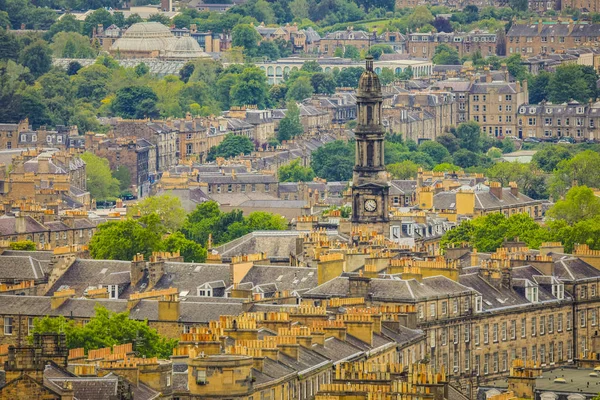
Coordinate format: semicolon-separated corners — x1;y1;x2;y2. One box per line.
198;288;212;297
108;284;119;299
475;296;483;313
552;283;564;300
526;284;539;303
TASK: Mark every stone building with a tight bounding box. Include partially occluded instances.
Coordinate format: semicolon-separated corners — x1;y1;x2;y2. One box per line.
506;21;600;56
91;136;156;198
430;77;529;138
383;90;458;141
225;107;276;145
407;30;498;60
102;118;178;175
517;100;600;141
318;27;405;56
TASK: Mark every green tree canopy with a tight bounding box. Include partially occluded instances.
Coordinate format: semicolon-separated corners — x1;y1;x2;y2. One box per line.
418;140;451;164
435;133;460;154
207;133;254;161
32;305;176;358
10;240;36;250
441;213;550;252
161;231;207;263
19;40;52;78
112;85;159;119
548;64;596;104
387;160;419;179
277;102;304;141
455;121;482;152
532;145;572;173
343;45;361;60
432;44;460;65
127;193;187;231
80;152;120;200
311;140;355;181
547;186;600;225
278;159;315;182
550;150;600;199
231;23;261;55
286;75;314;101
89;214;165;260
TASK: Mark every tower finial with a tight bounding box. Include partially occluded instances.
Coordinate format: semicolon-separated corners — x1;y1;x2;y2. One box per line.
365;54;374;72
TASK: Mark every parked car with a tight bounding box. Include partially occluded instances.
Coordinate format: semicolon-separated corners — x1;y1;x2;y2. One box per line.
557;137;575;144
524;137;540;143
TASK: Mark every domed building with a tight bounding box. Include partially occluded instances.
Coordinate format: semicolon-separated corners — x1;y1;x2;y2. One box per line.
163;35;211;60
110;22;178;59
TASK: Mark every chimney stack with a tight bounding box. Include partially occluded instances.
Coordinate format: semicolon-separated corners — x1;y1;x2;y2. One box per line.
489;181;503;200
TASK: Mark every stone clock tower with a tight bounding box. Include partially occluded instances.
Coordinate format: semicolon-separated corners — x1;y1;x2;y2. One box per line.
350;55;390;234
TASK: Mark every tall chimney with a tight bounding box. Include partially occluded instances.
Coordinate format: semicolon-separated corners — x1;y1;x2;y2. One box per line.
489;181;502;200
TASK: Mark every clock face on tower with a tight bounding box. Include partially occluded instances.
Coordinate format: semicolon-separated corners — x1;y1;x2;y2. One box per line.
364;199;377;212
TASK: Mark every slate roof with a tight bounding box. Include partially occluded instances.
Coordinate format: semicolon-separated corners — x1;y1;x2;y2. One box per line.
149;262;231;294
432;188;539;211
238;265;317;294
0;256;45;280
470;81;518;95
310;337;363;363
507;22;600;38
552;256;600;282
0;215;48;236
46;259;132;298
304;275;474;301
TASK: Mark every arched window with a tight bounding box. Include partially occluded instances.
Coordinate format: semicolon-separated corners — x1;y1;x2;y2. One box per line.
367;106;373;125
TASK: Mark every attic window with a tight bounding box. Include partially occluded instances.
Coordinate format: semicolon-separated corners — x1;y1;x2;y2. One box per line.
308;271;314;276
100;268;108;274
552;283;564;300
194;266;202;272
276;275;283;281
198;288;212;297
180;290;189;297
475;296;483;313
526;285;539;303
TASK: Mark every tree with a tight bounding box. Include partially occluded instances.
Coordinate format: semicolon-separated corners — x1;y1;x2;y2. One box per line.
207;133;254;161
335;67;364;88
501;137;515;153
548;216;600;253
436;133;460;153
505;54;527;81
547;186;600;225
310;73;336;94
80;152;120;200
418;141;450;164
289;0;309;19
32;305;177;358
112;165;131;193
433;163;462;172
432;44;460;65
408;6;434;30
50;32;97;58
378;68;395;85
66;61;82;76
368;44;393;60
147;13;171;25
311;140;355;181
532;145;572;173
230;66;269;107
286;75;313;101
455;121;482;152
83;9;113;36
231;24;261;55
278;159;315;182
127;194;187;231
486;162;548;199
10;240;36;250
46;13;81;38
0;29;21;61
343;45;361;60
257;40;280;60
73;64;111;104
433;16;453;33
245;211;287;231
161;231;207;263
278;102;304;141
441;213;549;252
453;149;479;168
528;70;550;103
112;86;159;119
387;160;419;179
19;40;52;78
301;60;322;73
89;214;164;260
509;0;528;11
134;62;149;77
548;64;594;104
550;150;600;199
